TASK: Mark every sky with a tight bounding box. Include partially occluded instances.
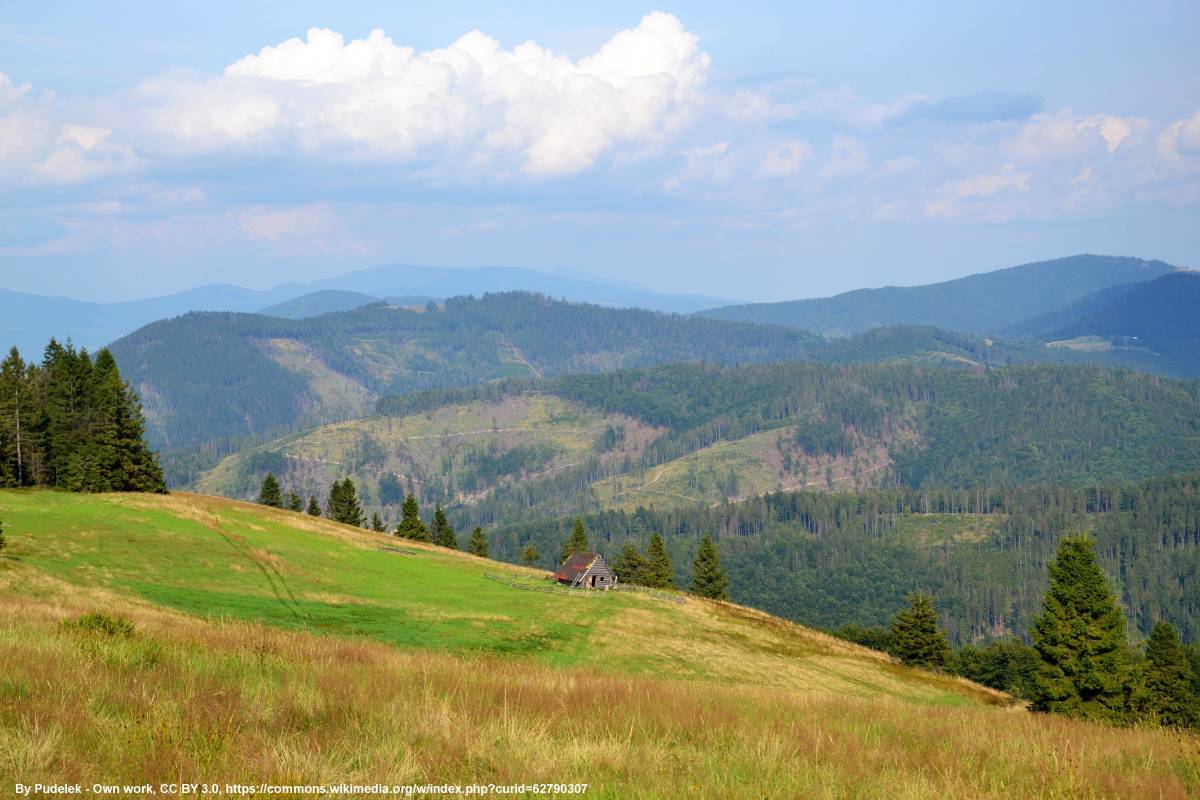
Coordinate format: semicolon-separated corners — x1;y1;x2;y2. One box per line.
1;1;1198;302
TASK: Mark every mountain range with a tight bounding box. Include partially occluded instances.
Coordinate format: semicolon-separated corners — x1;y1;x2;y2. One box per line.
696;255;1179;336
0;264;731;357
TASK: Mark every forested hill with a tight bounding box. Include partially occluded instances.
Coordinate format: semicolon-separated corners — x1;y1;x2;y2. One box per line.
108;292;820;457
697;255;1176;336
487;473;1200;647
204;360;1200;533
1045;272;1200;374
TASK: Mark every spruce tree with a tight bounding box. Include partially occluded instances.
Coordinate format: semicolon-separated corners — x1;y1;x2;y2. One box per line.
306;495;322;516
467;526;489;557
431;504;457;548
560;518;590;563
0;347;31;487
286;491;302;512
395;494;429;541
889;592;952;669
1030;536;1131;721
258;473;283;507
521;542;540;567
1143;621;1198;729
642;533;675;589
610;541;647;585
370;511;386;533
690;534;729;600
326;479;365;527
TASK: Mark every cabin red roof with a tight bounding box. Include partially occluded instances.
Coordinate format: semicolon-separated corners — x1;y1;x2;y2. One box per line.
553;552;599;582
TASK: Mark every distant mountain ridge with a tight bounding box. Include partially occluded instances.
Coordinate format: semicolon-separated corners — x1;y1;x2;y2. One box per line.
697;255;1178;336
0;264;732;356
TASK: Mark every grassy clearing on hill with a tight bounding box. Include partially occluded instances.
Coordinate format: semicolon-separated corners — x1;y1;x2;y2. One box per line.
0;490;1196;797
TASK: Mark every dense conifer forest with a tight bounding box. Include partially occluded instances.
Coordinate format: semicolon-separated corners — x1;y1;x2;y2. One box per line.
486;474;1200;645
0;341;164;492
376;361;1200;527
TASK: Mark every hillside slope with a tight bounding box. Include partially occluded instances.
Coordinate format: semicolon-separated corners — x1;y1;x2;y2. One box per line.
1;490;1194;797
1044;272;1200;375
201;362;1200;533
107;293;821;475
698;255;1175;336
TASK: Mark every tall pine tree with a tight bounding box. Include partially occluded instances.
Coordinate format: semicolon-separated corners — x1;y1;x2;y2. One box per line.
286;491;303;512
258;473;283;507
1030;536;1132;722
431;504;457;548
690;534;729;600
326;479;365;527
370;511;386;532
889;592;952;669
306;495;322;516
395;494;429;541
611;541;647;585
560;518;589;563
642;534;675;589
467;526;489;557
1143;621;1198;729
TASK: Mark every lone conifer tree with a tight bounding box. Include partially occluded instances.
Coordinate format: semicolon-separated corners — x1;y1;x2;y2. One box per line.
1030;536;1131;721
326;479;365;527
1144;620;1198;729
395;494;429;542
521;542;540;567
889;592;952;669
611;541;647;585
285;491;302;512
467;526;489;557
642;534;675;589
431;504;457;548
306;495;321;516
370;511;386;533
690;534;729;600
560;518;589;563
258;473;283;507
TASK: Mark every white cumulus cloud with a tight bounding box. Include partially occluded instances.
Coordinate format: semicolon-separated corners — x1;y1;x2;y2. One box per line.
135;12;710;176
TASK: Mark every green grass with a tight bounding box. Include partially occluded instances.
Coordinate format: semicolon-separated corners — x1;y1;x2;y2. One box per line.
0;489;999;705
1;490;1197;797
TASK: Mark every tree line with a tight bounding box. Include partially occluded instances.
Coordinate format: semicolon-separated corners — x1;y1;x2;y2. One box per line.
486;473;1200;644
543;518;728;599
257;472;488;556
0;341;164;492
856;537;1199;730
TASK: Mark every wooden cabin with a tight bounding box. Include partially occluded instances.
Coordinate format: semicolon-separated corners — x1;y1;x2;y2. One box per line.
553;553;617;589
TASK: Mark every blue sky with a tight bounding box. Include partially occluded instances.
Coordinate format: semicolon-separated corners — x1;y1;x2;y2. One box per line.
1;1;1198;301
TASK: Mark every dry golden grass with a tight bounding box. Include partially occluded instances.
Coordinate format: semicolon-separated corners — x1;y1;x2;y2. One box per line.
1;591;1196;799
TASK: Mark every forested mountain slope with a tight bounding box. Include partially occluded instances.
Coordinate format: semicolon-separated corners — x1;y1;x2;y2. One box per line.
203;361;1200;533
108;293;821;469
488;474;1200;647
1043;272;1200;375
698;255;1176;336
109;291;1178;487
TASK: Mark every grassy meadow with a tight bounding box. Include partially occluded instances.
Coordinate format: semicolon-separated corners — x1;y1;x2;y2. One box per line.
0;490;1197;797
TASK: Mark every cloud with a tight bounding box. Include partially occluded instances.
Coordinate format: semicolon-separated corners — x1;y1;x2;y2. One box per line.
0;73;137;184
950;163;1030;198
895;91;1043;124
237;203;336;241
134;12;710;176
757;139;812;177
819;133;867;179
